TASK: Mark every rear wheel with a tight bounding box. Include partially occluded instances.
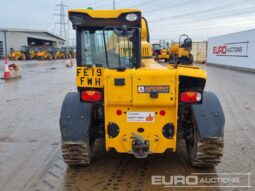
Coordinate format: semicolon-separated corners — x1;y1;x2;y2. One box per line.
61;139;94;166
186;127;224;167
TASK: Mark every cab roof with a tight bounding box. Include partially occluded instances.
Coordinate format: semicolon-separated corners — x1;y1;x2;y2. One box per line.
68;9;141;19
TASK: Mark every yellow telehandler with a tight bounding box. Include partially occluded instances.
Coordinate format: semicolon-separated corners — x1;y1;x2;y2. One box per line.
59;9;225;167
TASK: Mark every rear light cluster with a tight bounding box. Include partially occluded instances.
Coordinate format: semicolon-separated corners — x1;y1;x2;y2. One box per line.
180;91;202;103
81;90;102;102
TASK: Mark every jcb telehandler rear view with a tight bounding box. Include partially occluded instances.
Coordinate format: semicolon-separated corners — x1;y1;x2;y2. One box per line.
60;9;225;167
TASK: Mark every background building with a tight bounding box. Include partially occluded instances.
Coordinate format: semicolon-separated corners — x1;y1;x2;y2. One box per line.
0;28;65;58
207;29;255;70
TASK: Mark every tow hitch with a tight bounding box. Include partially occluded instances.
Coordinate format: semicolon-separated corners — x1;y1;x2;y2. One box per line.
131;133;150;158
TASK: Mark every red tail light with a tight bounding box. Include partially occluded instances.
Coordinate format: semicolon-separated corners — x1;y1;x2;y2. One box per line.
180;91;202;103
81;90;102;102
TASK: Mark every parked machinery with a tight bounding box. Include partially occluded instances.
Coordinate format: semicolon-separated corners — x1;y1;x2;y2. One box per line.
34;47;45;60
8;48;21;60
35;47;55;60
47;47;58;60
55;48;62;59
59;8;225;168
59;47;71;59
152;43;169;62
169;34;193;65
68;47;76;58
8;46;35;60
152;43;161;58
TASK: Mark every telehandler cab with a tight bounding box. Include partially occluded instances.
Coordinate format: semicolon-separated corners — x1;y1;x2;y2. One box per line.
60;9;225;167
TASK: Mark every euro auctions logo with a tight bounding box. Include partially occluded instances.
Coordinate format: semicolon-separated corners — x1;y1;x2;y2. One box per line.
212;41;249;57
213;45;227;55
151;173;252;188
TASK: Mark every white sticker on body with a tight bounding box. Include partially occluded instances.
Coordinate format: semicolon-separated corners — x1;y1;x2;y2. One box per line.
127;112;155;122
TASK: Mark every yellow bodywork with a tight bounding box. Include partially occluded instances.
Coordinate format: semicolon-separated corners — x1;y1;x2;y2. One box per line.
8;50;22;60
69;9;140;19
76;63;206;153
55;50;61;59
36;51;48;59
104;66;178;153
157;49;169;60
169;43;191;61
74;8;207;155
36;50;54;60
169;44;179;55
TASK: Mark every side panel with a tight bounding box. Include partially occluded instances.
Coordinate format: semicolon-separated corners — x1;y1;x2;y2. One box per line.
191;91;225;138
59;92;92;142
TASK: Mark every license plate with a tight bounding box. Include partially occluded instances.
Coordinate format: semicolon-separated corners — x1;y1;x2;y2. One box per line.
127;112;155;122
76;67;104;88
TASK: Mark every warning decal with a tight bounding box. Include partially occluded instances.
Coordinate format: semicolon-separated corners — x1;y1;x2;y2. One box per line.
137;85;169;93
127;112;155;122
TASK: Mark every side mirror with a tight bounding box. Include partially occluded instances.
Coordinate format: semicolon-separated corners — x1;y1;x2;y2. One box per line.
182;38;192;51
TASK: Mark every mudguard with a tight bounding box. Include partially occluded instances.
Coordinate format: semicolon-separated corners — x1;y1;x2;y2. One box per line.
191;91;225;138
59;92;92;142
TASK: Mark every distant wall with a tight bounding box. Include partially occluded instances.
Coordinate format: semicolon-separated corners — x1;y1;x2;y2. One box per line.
207;29;255;70
4;31;65;54
6;32;27;52
191;41;207;63
0;32;6;58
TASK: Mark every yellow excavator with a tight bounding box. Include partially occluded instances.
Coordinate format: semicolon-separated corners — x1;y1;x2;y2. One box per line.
59;8;225;167
169;34;193;65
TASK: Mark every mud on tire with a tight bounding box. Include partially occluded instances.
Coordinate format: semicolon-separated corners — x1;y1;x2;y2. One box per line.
61;140;94;166
187;130;224;167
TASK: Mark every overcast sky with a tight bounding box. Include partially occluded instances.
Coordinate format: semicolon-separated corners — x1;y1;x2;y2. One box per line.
1;0;255;44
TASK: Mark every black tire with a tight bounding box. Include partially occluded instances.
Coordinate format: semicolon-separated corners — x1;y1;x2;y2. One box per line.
61;139;94;166
60;92;96;166
189;54;194;64
186;128;224;167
